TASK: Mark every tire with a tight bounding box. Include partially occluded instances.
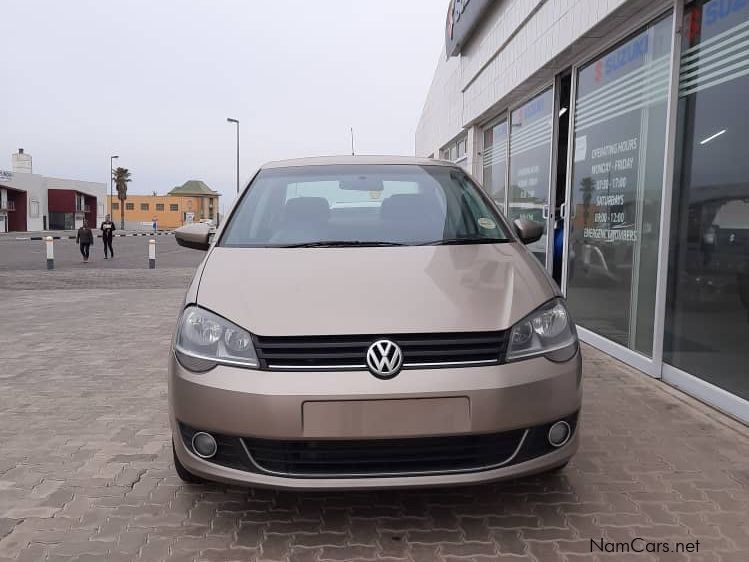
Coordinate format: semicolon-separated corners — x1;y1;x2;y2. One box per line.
173;441;204;484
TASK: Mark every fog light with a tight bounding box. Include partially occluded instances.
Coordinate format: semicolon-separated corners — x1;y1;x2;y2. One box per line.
547;421;571;447
191;432;217;459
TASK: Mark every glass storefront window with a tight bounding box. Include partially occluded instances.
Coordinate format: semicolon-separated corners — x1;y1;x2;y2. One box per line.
665;0;749;400
508;89;554;265
566;15;673;355
457;138;467;159
482;119;508;210
440;136;469;170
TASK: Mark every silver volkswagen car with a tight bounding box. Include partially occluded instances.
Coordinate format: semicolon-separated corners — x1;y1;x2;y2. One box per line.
170;155;581;489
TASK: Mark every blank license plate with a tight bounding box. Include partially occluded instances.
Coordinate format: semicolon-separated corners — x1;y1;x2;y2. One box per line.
302;397;470;438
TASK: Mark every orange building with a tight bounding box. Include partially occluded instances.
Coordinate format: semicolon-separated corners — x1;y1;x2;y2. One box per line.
107;180;220;230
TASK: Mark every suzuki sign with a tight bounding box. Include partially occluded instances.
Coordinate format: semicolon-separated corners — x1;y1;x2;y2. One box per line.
445;0;494;57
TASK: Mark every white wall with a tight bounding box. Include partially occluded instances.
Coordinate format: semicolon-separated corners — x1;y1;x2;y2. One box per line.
43;176;106;201
1;172;46;231
0;172;106;231
415;52;464;158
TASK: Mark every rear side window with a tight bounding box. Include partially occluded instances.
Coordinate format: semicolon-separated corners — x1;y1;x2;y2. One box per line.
220;164;511;247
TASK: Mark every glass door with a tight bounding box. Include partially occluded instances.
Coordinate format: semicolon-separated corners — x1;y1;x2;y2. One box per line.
508;89;555;266
564;15;673;356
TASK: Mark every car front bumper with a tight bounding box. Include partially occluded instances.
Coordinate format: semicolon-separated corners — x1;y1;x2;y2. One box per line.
169;349;582;489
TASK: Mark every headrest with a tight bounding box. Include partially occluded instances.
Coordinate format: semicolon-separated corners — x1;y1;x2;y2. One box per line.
381;194;441;221
283;197;330;223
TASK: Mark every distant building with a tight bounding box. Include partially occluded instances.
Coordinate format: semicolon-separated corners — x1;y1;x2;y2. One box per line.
107;180;220;230
0;149;106;233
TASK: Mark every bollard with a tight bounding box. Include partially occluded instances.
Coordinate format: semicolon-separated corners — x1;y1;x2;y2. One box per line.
148;238;156;269
45;236;54;270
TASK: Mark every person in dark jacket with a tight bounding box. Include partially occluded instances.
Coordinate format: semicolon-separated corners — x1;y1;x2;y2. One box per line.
76;220;94;263
100;214;116;259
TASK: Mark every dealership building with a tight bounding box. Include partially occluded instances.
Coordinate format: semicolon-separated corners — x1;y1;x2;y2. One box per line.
417;0;748;423
0;149;106;232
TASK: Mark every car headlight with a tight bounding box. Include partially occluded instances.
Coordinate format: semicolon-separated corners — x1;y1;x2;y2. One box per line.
174;306;258;372
506;299;578;362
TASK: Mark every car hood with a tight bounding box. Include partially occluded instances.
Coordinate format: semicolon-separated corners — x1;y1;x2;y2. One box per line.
196;244;556;336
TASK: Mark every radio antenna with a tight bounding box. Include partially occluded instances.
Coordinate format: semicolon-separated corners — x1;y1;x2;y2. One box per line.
350;127;355;156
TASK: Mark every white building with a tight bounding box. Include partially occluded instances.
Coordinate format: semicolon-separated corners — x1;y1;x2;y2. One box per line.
0;149;106;233
417;0;749;423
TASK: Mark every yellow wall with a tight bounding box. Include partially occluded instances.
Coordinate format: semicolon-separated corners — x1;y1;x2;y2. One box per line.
106;194;219;229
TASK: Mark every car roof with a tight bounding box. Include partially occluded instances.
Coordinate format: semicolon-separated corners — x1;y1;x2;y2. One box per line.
260;155;457;169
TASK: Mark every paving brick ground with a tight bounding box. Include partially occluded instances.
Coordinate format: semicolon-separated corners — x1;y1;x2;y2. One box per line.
0;267;748;561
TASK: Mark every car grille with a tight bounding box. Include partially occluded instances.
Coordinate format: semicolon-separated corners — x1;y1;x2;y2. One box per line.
253;331;508;371
241;430;526;477
178;412;579;478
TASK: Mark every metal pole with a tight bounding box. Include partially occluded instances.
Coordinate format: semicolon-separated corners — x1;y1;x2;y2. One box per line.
227;118;240;194
236;121;240;194
110;157;113;215
110;155;118;216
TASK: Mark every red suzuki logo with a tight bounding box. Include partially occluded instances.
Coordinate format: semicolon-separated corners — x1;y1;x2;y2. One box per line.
594;60;603;82
686;6;701;44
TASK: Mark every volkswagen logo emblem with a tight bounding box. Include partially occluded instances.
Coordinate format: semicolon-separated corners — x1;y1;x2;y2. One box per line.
366;340;403;379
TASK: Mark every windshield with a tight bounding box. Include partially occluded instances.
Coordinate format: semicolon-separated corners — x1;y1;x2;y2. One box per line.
219;164;512;247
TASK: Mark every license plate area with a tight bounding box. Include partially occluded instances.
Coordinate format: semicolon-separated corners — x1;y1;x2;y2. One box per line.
302;397;470;438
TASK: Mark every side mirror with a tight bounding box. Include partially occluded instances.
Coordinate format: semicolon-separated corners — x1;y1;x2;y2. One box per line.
175;222;212;251
513;218;544;245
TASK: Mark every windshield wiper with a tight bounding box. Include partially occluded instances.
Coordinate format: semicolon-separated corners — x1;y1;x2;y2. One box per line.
281;240;406;248
417;237;509;246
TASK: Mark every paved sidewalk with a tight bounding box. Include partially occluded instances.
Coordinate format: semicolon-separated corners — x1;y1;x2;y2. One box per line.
0;277;747;561
0;268;195;290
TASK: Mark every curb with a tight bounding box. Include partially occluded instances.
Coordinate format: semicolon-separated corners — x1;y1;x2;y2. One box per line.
14;232;175;241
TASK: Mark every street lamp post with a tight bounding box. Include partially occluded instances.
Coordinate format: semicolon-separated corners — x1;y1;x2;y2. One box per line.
110;155;119;215
226;118;240;193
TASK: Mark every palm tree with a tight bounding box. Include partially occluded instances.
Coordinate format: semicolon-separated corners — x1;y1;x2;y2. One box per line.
113;167;132;229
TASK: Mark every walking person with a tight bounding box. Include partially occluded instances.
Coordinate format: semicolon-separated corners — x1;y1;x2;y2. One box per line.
76;220;94;263
100;214;116;259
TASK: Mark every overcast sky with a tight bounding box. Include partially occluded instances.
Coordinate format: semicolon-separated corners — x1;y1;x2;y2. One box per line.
1;1;446;210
